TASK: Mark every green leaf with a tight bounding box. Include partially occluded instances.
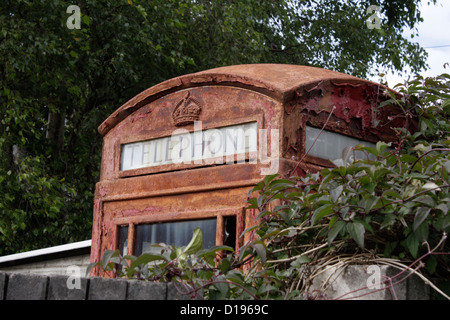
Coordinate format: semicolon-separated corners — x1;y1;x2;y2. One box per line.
240;225;259;238
247;197;258;209
360;217;374;235
382;189;402;200
85;262;100;277
341;145;354;164
198;245;234;265
268;179;296;192
376;141;390;154
183;227;203;255
414;221;429;243
101;250;120;270
413;207;431;231
359;196;379;214
328;220;345;245
330;185;343;203
405;234;419;258
213;275;229;298
414;195;436;207
220;257;232;273
81;14;91;26
127;253;168;276
426;255;438;275
312;203;334;225
226;270;245;286
374;167;390;180
347;221;365;248
400;154;417;163
381;212;397;229
264;173;279;185
249;181;265;195
436;214;450;231
252;242;267;264
360;146;378;158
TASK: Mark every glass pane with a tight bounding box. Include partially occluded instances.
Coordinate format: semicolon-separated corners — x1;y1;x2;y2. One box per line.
121;122;257;171
118;226;128;256
134;218;217;256
305;126;376;163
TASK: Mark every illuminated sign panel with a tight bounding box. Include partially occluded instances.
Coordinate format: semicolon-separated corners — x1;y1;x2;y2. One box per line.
121;122;257;171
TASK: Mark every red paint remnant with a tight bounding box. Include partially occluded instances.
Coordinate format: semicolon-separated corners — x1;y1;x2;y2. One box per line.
98;186;108;197
123;209;141;216
98;64;365;136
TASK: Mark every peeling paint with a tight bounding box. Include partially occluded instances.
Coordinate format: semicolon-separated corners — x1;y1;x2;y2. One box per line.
91;65;412;276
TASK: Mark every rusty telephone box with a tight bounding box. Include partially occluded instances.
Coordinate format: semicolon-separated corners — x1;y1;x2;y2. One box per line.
90;64;407;273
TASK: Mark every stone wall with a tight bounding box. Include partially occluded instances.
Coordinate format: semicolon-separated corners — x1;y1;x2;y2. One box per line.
0;271;201;300
307;264;440;300
0;254;91;276
1;265;445;300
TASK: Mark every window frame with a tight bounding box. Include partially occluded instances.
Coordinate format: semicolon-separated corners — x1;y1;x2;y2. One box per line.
114;114;263;179
113;207;245;257
301;117;379;168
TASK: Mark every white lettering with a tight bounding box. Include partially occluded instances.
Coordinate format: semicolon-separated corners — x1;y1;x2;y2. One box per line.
192;121;204;164
169;128;190;164
259;128;279;175
66;265;81;290
66;5;81;30
120;122;278;175
366;265;382;289
180;304;214;317
366;5;381;30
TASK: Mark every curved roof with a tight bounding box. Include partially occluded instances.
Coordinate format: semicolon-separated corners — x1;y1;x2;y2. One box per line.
98;64;380;136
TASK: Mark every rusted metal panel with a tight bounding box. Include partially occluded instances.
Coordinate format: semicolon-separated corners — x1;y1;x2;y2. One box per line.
91;64;409;276
97;64;363;136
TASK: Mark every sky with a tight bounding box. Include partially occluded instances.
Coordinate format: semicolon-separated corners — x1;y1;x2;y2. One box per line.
372;0;450;86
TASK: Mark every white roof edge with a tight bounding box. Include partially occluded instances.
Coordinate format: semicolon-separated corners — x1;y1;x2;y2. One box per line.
0;240;91;264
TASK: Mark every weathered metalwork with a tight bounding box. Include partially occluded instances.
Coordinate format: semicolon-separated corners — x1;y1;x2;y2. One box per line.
91;64;410;276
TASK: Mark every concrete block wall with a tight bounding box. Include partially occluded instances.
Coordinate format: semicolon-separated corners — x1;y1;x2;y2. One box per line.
1;266;443;300
308;264;434;300
0;254;91;276
0;271;201;300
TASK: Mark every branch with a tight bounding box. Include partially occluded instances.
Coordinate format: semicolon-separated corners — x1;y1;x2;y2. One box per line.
266;242;329;264
407;148;450;174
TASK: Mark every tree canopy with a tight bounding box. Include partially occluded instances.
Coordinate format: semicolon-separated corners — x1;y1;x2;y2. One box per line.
0;0;437;254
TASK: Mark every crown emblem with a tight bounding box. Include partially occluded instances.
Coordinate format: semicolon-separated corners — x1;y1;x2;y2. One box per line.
172;92;202;126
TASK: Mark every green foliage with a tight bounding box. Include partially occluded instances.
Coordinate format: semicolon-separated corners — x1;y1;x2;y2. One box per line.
87;229;248;299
